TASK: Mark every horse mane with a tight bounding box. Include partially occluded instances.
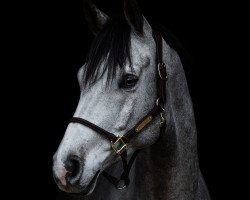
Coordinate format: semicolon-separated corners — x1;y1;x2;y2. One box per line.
83;14;191;87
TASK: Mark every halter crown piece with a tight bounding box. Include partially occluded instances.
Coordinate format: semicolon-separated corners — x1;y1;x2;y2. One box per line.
69;30;168;189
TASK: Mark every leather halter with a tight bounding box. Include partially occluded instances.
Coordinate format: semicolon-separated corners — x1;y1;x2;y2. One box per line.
69;30;168;189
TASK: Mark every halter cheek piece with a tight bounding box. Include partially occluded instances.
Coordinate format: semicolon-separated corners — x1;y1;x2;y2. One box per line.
69;30;168;189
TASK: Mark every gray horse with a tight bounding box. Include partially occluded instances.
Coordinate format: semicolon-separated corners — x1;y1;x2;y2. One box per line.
53;0;211;199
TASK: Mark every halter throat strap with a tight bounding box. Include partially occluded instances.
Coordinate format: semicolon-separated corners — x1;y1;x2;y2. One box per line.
69;30;167;189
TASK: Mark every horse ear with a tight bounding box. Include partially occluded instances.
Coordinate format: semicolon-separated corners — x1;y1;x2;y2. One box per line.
83;0;109;35
124;0;144;34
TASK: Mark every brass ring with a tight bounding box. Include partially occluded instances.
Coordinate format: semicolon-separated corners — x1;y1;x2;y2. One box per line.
156;98;165;112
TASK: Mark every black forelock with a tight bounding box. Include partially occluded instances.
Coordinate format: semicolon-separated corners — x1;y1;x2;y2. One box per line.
83;14;132;86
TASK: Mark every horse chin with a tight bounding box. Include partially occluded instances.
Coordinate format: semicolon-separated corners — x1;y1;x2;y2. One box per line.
72;170;101;196
79;170;101;196
60;170;101;196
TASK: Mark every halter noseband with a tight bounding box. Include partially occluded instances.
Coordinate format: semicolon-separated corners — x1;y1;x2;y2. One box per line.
69;30;168;189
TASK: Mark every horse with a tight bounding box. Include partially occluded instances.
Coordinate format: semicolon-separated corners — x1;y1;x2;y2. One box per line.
53;0;211;199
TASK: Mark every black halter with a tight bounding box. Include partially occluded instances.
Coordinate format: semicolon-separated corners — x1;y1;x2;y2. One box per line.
69;30;168;189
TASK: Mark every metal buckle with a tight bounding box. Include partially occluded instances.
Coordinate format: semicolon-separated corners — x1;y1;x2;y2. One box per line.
156;98;166;127
158;62;168;80
116;180;127;190
111;136;127;155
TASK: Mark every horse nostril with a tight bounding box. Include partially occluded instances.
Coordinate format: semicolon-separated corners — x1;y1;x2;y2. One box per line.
65;155;81;181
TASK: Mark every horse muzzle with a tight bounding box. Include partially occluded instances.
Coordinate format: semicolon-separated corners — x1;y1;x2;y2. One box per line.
53;154;84;192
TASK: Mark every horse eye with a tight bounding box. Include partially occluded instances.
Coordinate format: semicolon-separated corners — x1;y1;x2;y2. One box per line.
119;74;139;89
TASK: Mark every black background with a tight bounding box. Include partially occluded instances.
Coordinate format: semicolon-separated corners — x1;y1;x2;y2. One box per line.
6;0;246;199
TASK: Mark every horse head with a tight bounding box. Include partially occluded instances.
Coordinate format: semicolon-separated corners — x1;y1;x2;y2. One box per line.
53;0;162;195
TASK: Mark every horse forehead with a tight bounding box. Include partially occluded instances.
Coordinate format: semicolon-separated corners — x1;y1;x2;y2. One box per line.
130;34;155;64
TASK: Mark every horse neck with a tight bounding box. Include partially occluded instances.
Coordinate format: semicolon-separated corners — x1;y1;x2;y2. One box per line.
134;122;199;200
132;45;200;199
